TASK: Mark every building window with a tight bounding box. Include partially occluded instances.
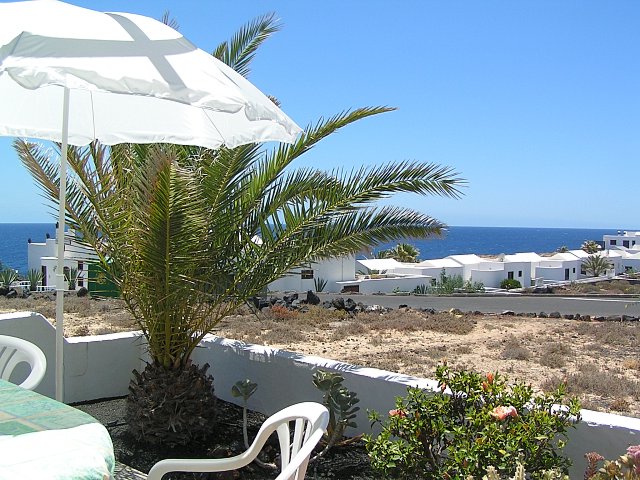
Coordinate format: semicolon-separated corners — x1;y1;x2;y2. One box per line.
78;262;84;271
507;271;514;280
572;268;575;273
518;270;522;277
610;240;617;245
623;240;630;248
301;269;314;279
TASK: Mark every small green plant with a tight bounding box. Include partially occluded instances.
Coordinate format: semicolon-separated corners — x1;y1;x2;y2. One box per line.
365;364;581;479
311;369;361;461
501;278;522;290
230;379;275;471
231;379;258;449
314;277;327;292
27;269;43;291
584;445;640;479
463;278;485;293
64;267;79;290
0;268;18;288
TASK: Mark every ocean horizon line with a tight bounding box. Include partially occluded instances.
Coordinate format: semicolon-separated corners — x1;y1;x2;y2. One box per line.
0;221;634;231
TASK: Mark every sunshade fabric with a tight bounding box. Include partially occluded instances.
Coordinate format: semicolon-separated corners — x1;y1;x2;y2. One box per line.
0;0;301;148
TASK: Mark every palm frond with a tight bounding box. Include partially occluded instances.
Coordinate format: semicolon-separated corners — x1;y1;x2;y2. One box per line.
212;13;280;76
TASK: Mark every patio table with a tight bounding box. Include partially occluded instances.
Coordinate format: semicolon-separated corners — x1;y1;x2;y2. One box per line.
0;379;115;479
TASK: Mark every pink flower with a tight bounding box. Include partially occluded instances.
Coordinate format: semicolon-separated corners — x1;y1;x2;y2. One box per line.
490;405;518;421
389;409;406;418
627;445;640;473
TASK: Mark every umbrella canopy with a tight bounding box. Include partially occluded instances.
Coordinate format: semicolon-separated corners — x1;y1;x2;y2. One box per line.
0;0;301;148
0;0;301;401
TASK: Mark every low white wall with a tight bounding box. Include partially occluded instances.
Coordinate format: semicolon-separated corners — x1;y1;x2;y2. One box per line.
470;268;504;288
0;312;144;402
338;275;433;294
1;312;638;478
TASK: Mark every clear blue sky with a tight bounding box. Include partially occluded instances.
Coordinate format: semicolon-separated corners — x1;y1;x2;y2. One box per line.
1;1;638;229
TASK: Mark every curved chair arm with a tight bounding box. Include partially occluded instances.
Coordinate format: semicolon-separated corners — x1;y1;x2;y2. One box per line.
148;402;329;480
0;335;47;390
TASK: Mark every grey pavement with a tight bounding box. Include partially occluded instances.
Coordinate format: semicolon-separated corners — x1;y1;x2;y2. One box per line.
317;293;638;317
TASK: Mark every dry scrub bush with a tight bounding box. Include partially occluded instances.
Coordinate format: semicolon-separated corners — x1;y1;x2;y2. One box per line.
501;335;532;361
543;363;640;411
539;342;572;368
363;310;475;335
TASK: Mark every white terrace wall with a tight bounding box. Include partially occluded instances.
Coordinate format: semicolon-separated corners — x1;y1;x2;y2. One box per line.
0;312;144;402
337;275;432;294
469;268;503;288
1;312;639;478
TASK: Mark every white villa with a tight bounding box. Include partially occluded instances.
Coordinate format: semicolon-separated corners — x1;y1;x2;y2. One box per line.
27;230;96;291
27;230;640;294
603;230;640;250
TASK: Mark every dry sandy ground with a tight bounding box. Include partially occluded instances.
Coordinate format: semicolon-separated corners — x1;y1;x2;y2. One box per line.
1;294;638;418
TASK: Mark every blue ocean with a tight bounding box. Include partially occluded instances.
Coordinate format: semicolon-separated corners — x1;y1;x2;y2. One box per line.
0;223;625;275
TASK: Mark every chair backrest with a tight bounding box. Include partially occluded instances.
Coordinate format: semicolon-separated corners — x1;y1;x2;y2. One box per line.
265;402;329;480
147;401;329;480
0;335;47;390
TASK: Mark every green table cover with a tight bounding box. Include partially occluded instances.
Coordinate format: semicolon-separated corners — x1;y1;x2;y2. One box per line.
0;379;115;479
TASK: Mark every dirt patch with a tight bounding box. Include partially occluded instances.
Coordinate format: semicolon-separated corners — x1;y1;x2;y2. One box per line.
2;295;639;418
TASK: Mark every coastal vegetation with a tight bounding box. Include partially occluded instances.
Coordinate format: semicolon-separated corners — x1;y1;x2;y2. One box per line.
582;255;612;277
376;242;422;262
581;240;602;254
16;14;463;446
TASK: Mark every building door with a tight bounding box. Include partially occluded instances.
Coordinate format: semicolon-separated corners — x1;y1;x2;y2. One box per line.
41;266;47;286
564;268;570;280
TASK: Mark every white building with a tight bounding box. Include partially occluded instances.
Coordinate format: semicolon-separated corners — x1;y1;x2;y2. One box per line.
27;231;96;290
603;231;640;250
268;255;356;294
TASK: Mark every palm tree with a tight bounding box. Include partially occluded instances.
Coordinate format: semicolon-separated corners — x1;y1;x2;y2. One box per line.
582;255;611;277
581;240;601;254
384;242;421;262
17;15;464;446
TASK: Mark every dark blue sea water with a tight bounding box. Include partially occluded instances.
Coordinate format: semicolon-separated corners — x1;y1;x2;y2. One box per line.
371;226;622;261
0;223;627;274
0;223;56;275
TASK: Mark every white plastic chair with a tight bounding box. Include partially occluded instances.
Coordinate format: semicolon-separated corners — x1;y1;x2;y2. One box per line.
147;402;329;480
0;335;47;390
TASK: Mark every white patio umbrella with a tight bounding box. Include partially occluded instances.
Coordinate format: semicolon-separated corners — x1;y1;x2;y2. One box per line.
0;0;301;401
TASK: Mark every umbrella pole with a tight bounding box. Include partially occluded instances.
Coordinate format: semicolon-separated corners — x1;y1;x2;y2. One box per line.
55;87;70;402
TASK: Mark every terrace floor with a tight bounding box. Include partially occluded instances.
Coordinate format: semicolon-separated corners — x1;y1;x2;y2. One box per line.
114;462;147;479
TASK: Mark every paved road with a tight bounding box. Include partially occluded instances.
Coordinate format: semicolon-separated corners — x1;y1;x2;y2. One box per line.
317;293;638;317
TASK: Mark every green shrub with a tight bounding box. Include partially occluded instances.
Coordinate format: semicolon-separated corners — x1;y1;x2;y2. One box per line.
0;268;18;287
501;278;522;290
27;269;43;291
365;364;581;479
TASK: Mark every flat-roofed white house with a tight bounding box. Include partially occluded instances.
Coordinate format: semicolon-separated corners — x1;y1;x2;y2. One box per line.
502;252;544;288
568;249;623;276
603;231;640;250
619;251;640;272
545;252;581;282
446;254;505;288
415;258;465;282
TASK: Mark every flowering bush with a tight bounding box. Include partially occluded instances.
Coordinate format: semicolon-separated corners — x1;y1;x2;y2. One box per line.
585;445;640;479
365;364;581;479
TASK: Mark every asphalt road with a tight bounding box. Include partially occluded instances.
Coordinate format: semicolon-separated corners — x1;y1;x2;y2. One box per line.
317;293;638;317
